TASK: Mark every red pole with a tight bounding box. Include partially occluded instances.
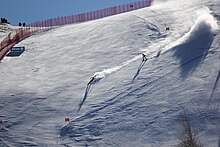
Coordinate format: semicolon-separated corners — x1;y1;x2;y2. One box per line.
79;14;81;22
97;10;99;19
86;12;89;21
74;15;77;23
96;10;98;19
51;18;53;26
76;14;79;22
68;16;70;24
63;16;65;25
54;17;56;26
94;11;96;19
92;11;94;20
60;17;62;25
73;15;75;23
70;16;73;23
50;18;52;27
78;14;80;22
87;12;89;21
82;13;85;22
65;16;67;24
101;9;103;18
57;17;60;25
44;20;46;28
99;10;101;19
86;12;88;21
140;1;143;8
148;0;151;6
104;8;107;17
91;11;94;20
138;1;140;9
56;17;59;25
75;14;77;22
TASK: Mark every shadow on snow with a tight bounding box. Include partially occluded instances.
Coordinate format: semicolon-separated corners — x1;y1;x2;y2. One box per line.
172;30;214;78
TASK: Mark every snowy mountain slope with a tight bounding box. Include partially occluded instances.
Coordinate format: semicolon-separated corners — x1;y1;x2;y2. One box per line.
0;24;17;42
0;0;220;146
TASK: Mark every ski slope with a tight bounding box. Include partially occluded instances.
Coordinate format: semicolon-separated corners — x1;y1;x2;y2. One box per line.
0;0;220;146
0;24;17;42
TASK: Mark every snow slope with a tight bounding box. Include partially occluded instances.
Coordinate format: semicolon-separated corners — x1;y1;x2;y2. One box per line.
0;0;220;146
0;24;17;42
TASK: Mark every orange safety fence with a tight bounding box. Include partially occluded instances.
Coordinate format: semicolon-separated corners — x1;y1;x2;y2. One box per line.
0;0;153;61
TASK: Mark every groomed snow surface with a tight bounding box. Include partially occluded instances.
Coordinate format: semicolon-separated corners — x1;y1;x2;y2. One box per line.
0;0;220;146
0;24;18;42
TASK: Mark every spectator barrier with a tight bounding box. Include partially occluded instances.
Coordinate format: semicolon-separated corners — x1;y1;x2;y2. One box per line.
0;27;45;60
0;0;153;61
30;0;152;27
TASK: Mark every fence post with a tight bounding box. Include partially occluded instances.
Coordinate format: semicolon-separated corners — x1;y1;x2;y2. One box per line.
73;15;76;23
94;11;96;19
148;0;151;6
82;13;85;22
70;15;73;23
49;18;52;27
86;12;89;21
54;17;57;26
91;11;94;20
75;14;78;23
96;10;99;19
98;10;100;18
138;1;140;9
103;9;106;17
78;14;80;22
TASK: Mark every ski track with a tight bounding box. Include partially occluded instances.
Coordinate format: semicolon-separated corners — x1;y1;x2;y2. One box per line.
61;47;219;146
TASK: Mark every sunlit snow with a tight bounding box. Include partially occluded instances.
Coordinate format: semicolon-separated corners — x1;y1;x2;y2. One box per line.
0;0;220;146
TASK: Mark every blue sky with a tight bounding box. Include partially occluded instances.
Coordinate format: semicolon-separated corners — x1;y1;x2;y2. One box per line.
0;0;141;25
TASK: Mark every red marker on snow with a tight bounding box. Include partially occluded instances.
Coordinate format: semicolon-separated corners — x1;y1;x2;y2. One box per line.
65;117;70;123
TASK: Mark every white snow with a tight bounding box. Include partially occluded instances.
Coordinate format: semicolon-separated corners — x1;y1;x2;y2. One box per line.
0;0;220;146
0;24;20;42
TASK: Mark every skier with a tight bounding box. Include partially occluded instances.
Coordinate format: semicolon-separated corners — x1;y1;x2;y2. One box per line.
79;76;96;112
88;76;95;85
142;53;148;62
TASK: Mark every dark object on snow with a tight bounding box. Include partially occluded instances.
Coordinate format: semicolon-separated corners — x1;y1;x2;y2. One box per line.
166;27;170;31
130;4;133;7
23;22;26;27
132;58;147;82
132;53;149;82
142;53;148;62
6;46;25;57
78;76;97;113
65;117;69;122
18;22;22;27
88;76;96;85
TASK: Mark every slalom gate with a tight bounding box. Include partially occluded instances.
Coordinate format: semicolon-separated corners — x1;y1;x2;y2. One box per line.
0;0;153;61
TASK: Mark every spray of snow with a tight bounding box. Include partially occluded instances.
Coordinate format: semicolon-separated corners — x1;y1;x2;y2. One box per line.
168;7;218;49
91;7;218;84
94;66;121;80
93;56;140;82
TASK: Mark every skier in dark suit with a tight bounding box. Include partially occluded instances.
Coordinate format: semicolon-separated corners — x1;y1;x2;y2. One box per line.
142;53;148;62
